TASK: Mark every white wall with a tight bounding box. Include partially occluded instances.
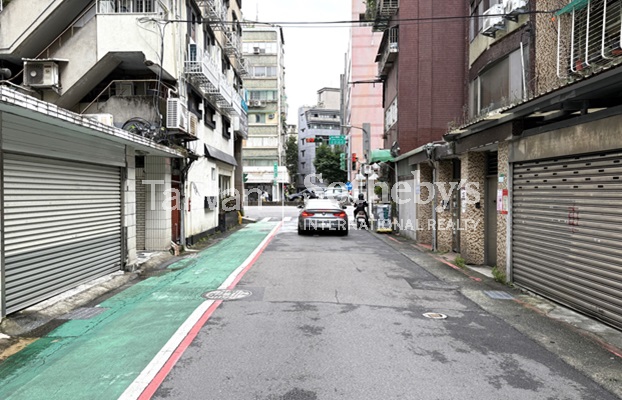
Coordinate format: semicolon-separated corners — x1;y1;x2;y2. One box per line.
144;156;171;250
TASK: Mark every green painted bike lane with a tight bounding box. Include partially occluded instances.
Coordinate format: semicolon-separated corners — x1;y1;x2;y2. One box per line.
0;222;278;400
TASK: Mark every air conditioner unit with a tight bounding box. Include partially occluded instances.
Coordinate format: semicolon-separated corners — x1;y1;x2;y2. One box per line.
84;113;114;126
253;47;260;54
189;113;199;137
482;4;506;38
268;113;275;120
232;116;240;131
166;98;188;131
504;0;527;21
23;61;59;88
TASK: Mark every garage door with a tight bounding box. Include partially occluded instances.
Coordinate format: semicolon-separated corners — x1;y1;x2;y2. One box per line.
512;151;622;329
3;154;122;314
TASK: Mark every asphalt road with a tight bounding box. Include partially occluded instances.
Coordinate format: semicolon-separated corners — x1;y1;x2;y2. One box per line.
152;209;620;400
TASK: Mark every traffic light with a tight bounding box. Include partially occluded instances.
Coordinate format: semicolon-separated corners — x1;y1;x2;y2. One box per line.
351;153;358;170
306;137;323;143
243;173;248;183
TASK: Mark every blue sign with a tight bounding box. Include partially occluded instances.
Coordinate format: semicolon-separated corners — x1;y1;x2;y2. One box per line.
345;182;352;191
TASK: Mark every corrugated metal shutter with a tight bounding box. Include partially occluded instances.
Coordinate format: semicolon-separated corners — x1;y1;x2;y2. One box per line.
512;151;622;329
3;154;122;314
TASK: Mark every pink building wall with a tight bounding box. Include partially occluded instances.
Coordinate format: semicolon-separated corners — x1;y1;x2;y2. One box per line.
348;0;384;181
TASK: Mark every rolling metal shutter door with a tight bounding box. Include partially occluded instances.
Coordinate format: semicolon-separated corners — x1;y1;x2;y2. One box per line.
512;151;622;329
4;154;122;313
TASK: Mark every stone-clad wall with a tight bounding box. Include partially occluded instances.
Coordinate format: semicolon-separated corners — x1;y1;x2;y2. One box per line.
417;163;433;245
460;152;486;265
436;160;454;252
497;142;510;270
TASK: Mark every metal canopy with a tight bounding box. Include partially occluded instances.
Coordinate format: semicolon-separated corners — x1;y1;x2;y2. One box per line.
369;149;394;163
204;144;238;166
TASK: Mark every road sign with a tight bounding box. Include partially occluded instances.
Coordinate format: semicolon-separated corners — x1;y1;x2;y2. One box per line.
329;135;347;145
273;162;278;178
346;182;352;191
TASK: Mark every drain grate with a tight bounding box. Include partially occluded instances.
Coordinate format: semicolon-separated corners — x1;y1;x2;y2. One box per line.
60;307;109;320
484;291;514;300
423;312;448;320
202;289;252;300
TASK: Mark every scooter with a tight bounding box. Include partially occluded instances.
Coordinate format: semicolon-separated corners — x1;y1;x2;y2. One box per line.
355;210;368;229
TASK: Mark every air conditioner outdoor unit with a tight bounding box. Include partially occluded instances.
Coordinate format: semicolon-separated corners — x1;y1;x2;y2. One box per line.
268;113;275;119
504;0;527;21
166;98;188;131
253;47;260;54
189;113;199;137
84;113;114;126
482;4;506;37
23;61;59;88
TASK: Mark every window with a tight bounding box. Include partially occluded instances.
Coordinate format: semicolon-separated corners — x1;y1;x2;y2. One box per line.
561;0;622;75
204;103;216;128
249;90;278;101
252;113;266;123
250;66;277;77
222;117;231;139
243;42;278;54
469;47;528;116
301;150;305;157
469;0;502;41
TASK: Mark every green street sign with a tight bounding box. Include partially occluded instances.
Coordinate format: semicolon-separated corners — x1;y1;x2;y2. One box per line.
273;162;278;178
329;136;347;145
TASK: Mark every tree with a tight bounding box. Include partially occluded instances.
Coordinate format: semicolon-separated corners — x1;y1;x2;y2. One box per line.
284;135;298;184
314;144;347;184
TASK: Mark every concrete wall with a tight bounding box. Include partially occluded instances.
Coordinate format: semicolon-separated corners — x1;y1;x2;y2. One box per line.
497;142;509;270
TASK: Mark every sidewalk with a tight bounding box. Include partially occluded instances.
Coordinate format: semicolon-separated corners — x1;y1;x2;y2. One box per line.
371;230;622;398
0;221;279;400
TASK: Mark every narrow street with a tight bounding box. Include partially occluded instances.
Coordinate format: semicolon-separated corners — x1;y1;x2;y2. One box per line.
0;206;620;399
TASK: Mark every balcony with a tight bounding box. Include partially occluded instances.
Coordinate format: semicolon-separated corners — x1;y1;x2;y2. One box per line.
372;0;399;32
199;0;227;30
184;45;220;93
377;26;398;77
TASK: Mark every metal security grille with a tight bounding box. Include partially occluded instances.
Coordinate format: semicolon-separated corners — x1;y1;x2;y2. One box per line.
3;154;122;314
512;151;622;329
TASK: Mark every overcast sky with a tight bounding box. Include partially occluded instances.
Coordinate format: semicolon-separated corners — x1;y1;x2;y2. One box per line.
242;0;352;125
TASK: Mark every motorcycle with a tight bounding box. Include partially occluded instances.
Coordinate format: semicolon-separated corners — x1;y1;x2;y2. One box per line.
355;210;368;229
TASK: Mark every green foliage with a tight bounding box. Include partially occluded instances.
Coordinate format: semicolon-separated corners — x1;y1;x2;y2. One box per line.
455;255;466;269
364;0;377;19
492;266;507;284
314;144;347;184
284;135;298;183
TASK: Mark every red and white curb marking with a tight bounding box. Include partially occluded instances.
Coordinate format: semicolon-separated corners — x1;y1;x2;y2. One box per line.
119;221;283;400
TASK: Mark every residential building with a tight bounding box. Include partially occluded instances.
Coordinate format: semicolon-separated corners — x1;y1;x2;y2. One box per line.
0;0;248;317
241;25;288;200
387;0;622;330
297;88;342;188
369;0;467;243
341;0;384;183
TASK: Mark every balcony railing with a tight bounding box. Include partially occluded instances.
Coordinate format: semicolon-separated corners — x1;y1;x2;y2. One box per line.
199;0;227;30
184;45;220;92
378;26;399;77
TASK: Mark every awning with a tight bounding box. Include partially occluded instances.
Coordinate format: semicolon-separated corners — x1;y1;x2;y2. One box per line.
555;0;589;16
204;144;237;166
369;149;394;163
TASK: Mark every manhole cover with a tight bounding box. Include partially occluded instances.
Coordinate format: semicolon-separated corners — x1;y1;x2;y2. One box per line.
423;312;448;320
60;307;109;320
202;289;252;300
483;291;514;300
